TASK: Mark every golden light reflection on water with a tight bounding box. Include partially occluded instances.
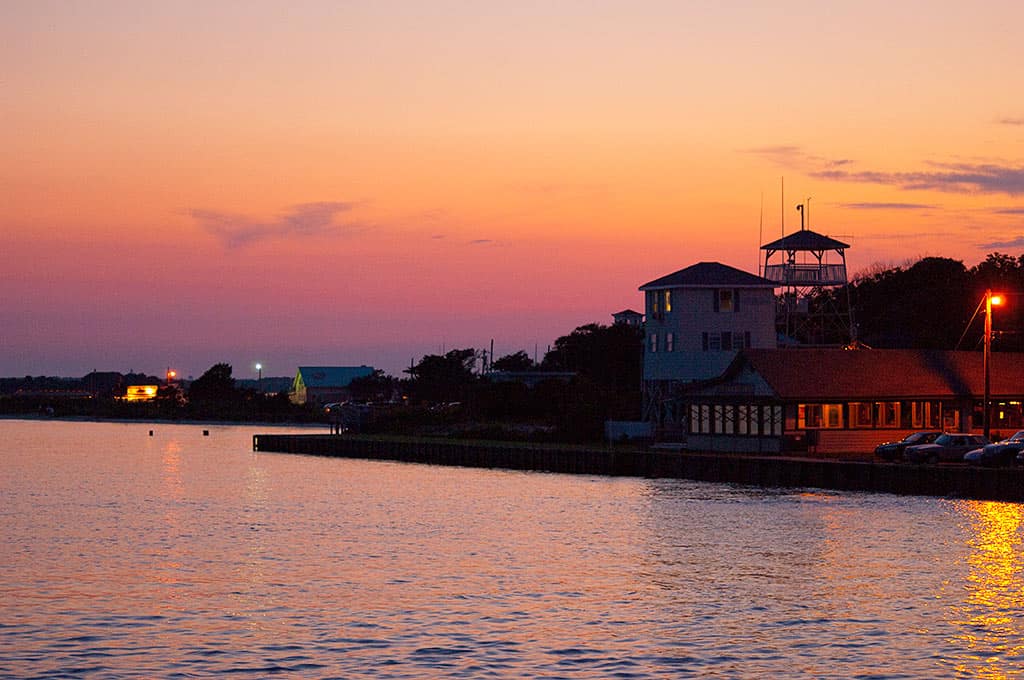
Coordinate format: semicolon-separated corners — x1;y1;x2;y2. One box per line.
950;500;1024;679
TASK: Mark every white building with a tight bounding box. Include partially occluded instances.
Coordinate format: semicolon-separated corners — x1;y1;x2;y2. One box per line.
639;261;776;391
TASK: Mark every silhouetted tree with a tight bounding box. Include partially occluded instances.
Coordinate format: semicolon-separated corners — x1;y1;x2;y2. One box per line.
348;369;400;402
491;350;537;372
405;349;479;403
188;363;238;404
542;323;643;395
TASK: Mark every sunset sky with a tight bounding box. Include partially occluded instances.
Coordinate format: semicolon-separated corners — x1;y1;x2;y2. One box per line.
4;1;1024;379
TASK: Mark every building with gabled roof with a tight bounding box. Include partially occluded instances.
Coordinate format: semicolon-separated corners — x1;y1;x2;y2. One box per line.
291;366;375;406
652;348;1024;455
638;262;777;421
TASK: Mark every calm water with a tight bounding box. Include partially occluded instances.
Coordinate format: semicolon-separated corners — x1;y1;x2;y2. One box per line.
2;420;1024;678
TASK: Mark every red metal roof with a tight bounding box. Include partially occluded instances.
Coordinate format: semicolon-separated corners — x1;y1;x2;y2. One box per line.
739;349;1024;400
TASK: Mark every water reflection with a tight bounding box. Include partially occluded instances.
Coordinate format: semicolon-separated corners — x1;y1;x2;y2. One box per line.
951;501;1024;678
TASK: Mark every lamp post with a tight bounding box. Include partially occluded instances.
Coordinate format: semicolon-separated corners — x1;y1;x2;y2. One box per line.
983;290;1004;440
166;367;176;387
255;363;262;393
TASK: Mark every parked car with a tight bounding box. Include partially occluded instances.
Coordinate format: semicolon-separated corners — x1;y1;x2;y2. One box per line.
904;433;989;463
874;431;943;461
967;429;1024;466
964;430;1024;466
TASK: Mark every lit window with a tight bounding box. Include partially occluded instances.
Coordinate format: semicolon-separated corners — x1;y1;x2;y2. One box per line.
664;290;672;312
849;402;872;428
718;289;734;312
666;332;674;352
874;402;900;428
649;333;658;353
799;403;844;429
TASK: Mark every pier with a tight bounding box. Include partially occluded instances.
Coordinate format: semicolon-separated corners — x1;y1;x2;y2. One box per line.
252;434;1024;502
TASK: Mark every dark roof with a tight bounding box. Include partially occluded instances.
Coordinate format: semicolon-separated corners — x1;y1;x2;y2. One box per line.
296;366;375;388
760;229;849;252
639;262;774;291
613;309;643;316
737;349;1024;400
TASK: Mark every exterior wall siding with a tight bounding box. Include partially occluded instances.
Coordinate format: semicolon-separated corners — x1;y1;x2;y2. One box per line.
643;286;776;381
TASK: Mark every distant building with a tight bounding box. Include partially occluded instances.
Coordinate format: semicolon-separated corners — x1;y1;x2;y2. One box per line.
122;385;159;402
612;309;644;328
290;366;375;406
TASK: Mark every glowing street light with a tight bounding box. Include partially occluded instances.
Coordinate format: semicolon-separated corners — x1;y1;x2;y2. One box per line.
255;363;263;392
166;367;177;386
983;290;1004;440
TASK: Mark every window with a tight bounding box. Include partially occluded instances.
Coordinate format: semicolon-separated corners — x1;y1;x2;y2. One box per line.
649;291;659;315
849;402;873;428
690;404;712;433
664;290;672;312
649;333;658;353
702;331;746;352
718;289;734;312
911;401;941;429
874;401;900;428
799;403;844;429
666;332;674;352
769;406;783;435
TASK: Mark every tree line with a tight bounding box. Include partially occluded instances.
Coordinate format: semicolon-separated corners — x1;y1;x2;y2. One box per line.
809;252;1024;349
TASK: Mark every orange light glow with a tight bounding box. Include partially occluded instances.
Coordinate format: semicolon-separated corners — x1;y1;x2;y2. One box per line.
990;294;1004;306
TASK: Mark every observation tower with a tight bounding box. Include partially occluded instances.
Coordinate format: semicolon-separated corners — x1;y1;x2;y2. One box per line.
760;213;854;346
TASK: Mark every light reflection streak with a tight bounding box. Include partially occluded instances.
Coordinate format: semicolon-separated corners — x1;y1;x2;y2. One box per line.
949;501;1024;679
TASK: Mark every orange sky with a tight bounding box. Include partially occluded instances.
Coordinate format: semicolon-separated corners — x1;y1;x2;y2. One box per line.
3;1;1024;377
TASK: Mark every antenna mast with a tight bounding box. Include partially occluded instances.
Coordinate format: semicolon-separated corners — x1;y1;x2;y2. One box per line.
758;192;764;277
780;176;785;238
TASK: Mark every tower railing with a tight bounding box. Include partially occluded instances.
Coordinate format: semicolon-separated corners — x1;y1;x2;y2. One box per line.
762;263;847;286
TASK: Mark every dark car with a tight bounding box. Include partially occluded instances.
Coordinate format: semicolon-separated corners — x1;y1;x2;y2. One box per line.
874;431;943;461
965;430;1024;466
904;433;989;464
969;430;1024;466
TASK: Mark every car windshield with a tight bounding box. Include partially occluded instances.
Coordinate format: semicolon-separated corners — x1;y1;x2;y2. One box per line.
1008;431;1024;442
933;434;954;446
905;432;937;444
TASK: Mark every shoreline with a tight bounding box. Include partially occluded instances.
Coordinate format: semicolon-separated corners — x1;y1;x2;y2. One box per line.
252;433;1024;503
0;414;326;429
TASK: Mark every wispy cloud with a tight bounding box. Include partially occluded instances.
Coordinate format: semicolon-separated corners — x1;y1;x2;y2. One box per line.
856;229;962;242
812;162;1024;196
190;201;361;248
981;235;1024;249
997;117;1024;126
838;202;935;211
992;207;1024;215
743;145;853;170
469;239;496;245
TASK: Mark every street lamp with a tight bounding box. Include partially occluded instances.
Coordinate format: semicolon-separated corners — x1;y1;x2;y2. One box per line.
166;367;177;386
255;363;263;392
983;290;1004;440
